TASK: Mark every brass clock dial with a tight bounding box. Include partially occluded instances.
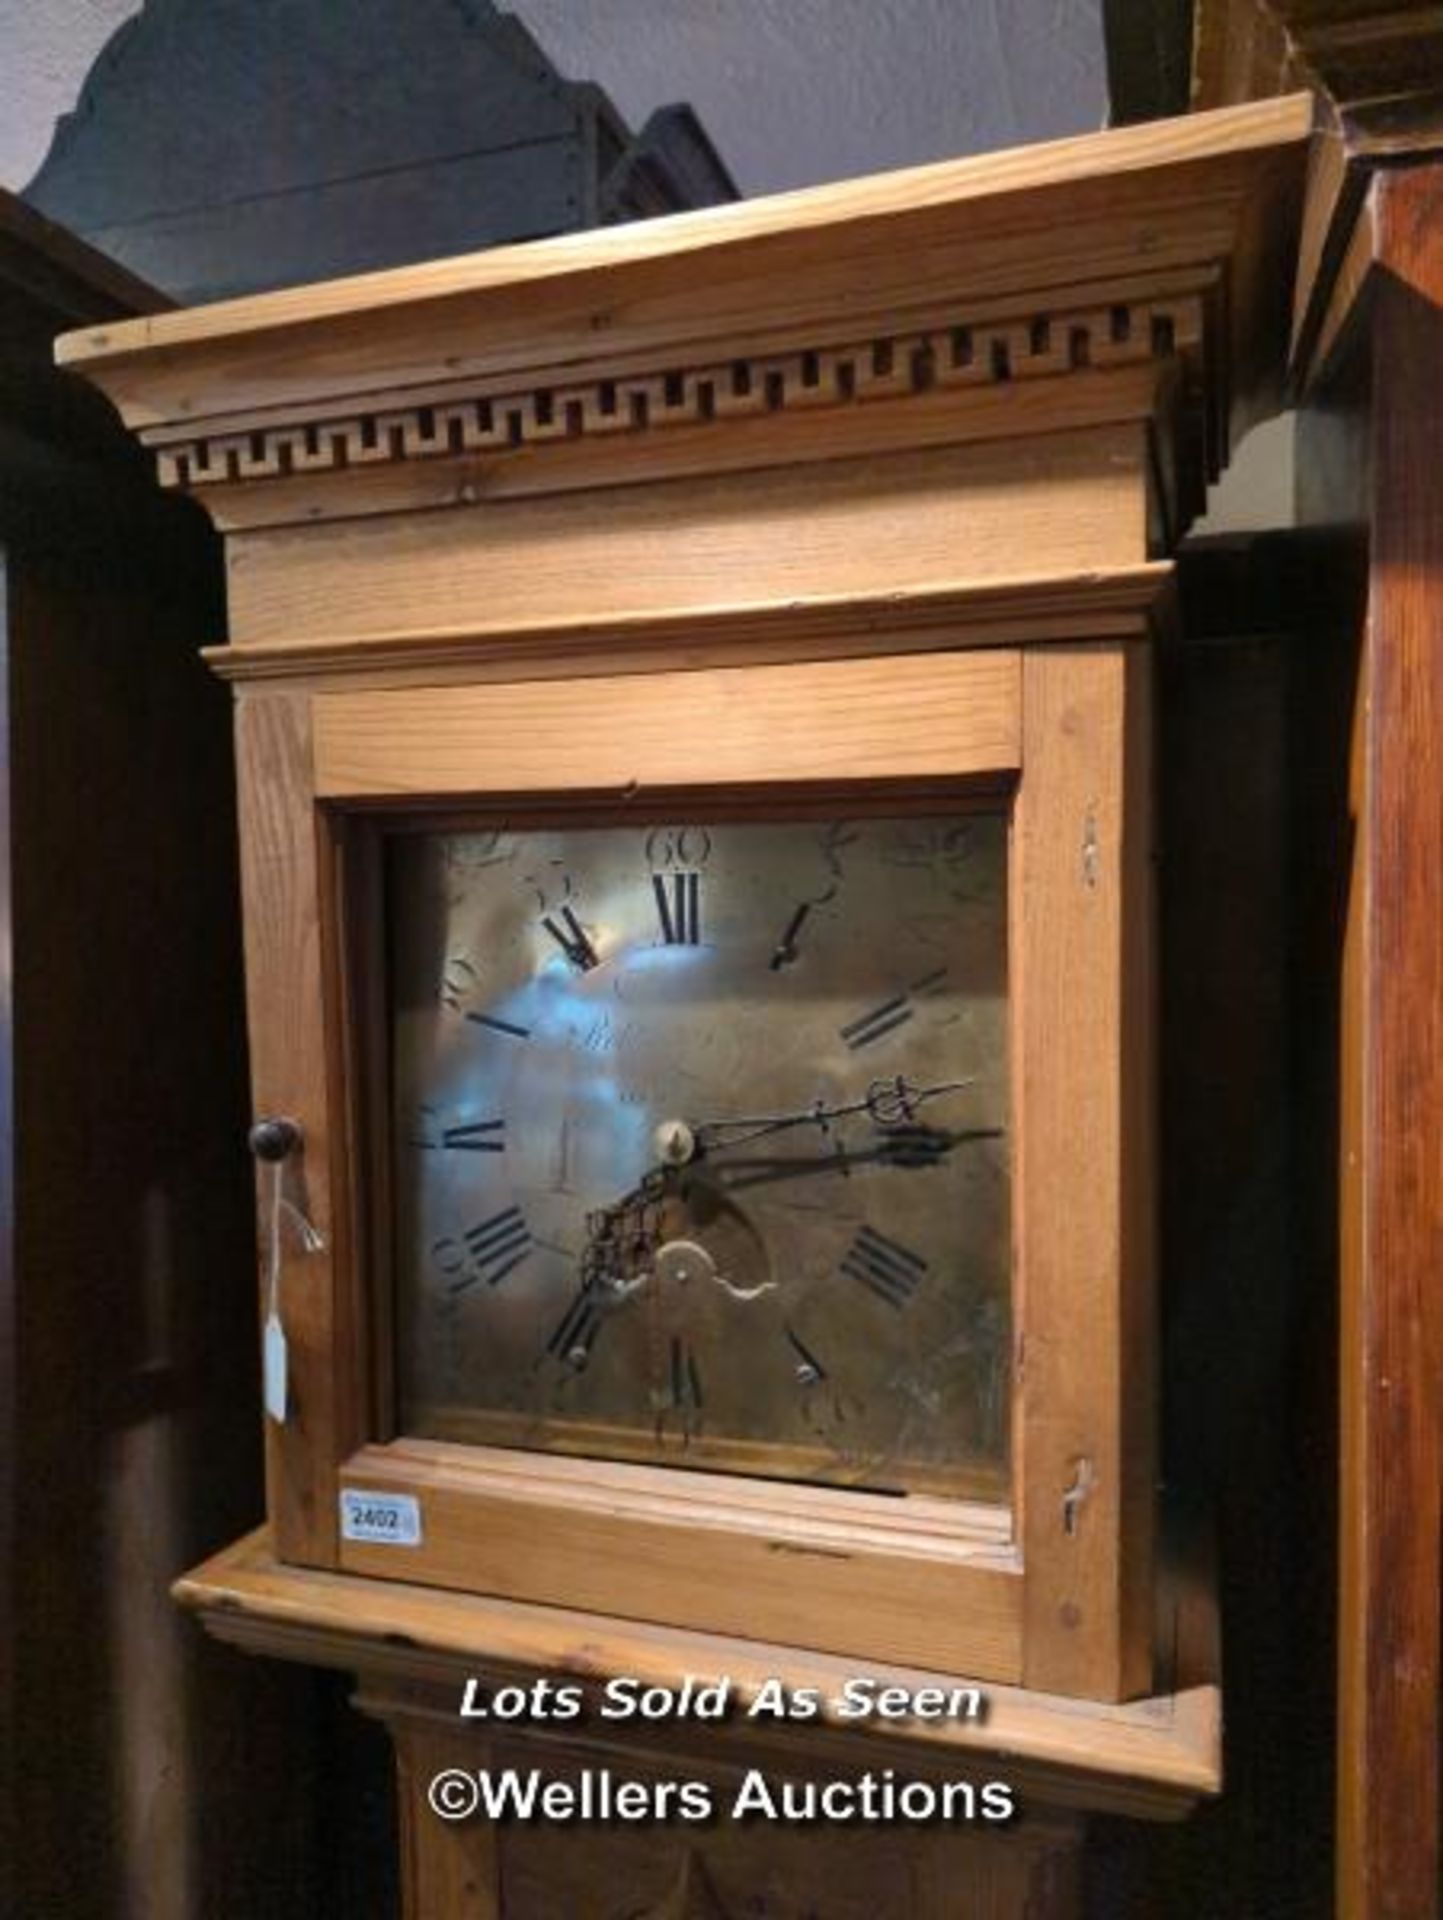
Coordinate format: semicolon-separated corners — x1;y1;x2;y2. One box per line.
388;811;1011;1498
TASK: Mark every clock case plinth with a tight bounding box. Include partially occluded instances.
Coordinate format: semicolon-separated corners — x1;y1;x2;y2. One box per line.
60;95;1310;1710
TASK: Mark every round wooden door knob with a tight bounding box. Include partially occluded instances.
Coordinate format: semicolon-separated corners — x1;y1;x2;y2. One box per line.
248;1116;303;1162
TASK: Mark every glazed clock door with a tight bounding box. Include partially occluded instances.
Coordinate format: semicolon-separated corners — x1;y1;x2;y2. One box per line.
388;809;1011;1503
303;642;1150;1693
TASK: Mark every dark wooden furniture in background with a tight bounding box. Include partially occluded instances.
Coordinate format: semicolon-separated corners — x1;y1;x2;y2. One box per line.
1078;527;1346;1916
1194;6;1443;1914
0;191;383;1920
1103;0;1195;124
23;0;736;304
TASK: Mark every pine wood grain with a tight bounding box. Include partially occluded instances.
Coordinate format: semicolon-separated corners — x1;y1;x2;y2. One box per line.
1014;646;1155;1700
311;649;1020;799
225;435;1145;649
337;1442;1023;1681
56;97;1309;386
50;87;1285;1745
383;1703;1084;1920
185;355;1173;536
201;564;1170;689
52;98;1308;613
395;1726;500;1920
234;694;348;1564
176;1526;1221;1819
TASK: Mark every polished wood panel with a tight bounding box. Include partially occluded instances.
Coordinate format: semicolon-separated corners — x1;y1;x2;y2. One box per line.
1334;164;1443;1920
1190;31;1443;1905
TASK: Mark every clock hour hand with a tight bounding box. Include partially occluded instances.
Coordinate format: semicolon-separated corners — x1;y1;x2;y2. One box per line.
687;1075;974;1155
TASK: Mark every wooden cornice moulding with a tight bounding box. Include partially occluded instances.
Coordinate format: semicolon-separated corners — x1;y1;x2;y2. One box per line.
57;97;1312;542
201;564;1174;688
124;287;1207;541
145;289;1204;486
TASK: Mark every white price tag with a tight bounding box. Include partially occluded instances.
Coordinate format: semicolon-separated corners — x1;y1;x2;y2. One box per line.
340;1488;423;1547
263;1311;288;1424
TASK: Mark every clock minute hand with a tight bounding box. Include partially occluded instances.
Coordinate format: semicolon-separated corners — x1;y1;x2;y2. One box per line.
691;1076;974;1154
709;1123;1006;1197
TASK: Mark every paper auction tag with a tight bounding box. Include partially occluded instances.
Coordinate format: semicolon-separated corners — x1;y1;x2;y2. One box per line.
263;1311;289;1424
340;1489;423;1547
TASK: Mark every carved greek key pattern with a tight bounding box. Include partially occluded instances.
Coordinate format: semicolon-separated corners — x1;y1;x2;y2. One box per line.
153;295;1203;491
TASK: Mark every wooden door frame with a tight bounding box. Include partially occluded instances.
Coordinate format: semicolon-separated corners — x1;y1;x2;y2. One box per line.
235;636;1157;1701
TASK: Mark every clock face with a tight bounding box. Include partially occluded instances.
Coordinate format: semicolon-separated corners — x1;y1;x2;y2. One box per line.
386;810;1011;1499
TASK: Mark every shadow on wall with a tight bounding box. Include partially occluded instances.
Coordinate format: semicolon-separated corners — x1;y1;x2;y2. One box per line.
21;0;736;302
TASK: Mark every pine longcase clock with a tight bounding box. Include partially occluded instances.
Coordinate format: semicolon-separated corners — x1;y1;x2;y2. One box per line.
59;96;1311;1704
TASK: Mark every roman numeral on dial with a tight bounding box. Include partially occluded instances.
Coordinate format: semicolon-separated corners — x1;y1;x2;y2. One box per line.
668;1336;703;1411
440;955;478;1011
653;871;701;945
838;967;948;1050
449;1205;532;1292
840;993;911;1050
542;906;599;972
653;1336;703;1441
546;1287;603;1370
840;1225;927;1308
410;1111;507;1151
441;1118;506;1151
785;1326;827;1386
464;1011;530;1040
769;900;811;971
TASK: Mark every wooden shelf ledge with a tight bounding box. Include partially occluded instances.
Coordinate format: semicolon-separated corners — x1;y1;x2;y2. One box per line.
175;1527;1220;1823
